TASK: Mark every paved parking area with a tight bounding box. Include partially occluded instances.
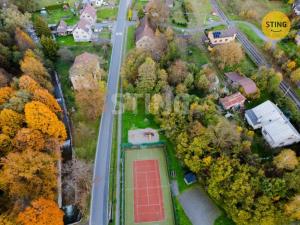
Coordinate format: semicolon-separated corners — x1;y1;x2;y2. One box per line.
179;186;221;225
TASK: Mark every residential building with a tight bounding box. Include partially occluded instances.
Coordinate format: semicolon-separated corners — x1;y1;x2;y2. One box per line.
293;0;300;15
225;72;258;95
73;19;93;42
219;92;246;110
80;3;97;24
135;17;155;50
206;27;237;46
56;20;68;36
245;100;300;148
82;0;104;7
69;52;102;90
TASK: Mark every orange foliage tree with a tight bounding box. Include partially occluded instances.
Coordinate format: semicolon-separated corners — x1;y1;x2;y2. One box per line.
0;87;14;104
24;101;67;141
0;109;24;137
33;89;62;113
0;149;57;200
19;75;41;93
13;128;45;152
15;27;35;51
17;198;64;225
19;50;52;90
0;133;12;156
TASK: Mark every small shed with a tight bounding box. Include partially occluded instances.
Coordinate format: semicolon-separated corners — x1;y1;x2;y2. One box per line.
219;92;246;110
184;172;197;185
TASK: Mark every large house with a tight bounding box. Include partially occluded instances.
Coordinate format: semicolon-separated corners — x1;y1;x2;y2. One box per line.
73;4;96;42
245;100;300;148
82;0;103;7
69;52;103;90
219;92;246;110
205;27;237;47
293;0;300;15
225;72;258;96
135;17;155;50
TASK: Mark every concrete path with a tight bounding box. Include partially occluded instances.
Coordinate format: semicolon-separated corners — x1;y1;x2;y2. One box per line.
171;180;179;197
179;186;221;225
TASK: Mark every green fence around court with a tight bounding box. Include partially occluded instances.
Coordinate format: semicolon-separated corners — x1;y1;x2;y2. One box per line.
120;143;179;225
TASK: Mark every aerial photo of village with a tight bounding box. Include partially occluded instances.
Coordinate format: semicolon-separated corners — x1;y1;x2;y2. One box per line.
1;0;300;225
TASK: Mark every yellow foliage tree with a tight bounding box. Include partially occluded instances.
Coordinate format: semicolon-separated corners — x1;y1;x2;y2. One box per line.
273;149;298;171
0;215;14;225
0;149;57;200
0;109;24;137
13;128;45;152
17;198;64;225
20;50;52;90
19;75;41;93
33;88;62;113
24;101;67;141
0;133;12;156
285;195;300;220
0;87;14;104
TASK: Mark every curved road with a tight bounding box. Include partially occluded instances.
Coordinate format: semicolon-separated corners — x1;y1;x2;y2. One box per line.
89;0;130;224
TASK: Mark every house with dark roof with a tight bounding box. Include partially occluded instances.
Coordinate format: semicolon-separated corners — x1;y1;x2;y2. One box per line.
206;27;236;47
219;92;246;110
135;17;155;50
225;72;258;96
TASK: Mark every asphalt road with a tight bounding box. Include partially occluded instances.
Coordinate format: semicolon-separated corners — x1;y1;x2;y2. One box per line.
210;0;300;109
89;0;130;224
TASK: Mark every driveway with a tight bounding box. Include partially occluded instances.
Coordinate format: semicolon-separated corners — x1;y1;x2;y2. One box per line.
179;186;221;225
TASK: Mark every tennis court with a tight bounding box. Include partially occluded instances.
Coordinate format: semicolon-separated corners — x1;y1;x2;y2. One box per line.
124;147;175;225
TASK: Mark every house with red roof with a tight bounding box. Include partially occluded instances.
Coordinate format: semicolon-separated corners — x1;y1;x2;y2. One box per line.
219;92;246;110
225;72;258;96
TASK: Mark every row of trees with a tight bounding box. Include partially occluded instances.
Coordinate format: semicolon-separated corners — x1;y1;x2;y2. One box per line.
122;17;300;223
0;21;65;223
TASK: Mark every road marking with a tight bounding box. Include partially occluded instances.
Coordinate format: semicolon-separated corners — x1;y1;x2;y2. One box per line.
116;32;123;36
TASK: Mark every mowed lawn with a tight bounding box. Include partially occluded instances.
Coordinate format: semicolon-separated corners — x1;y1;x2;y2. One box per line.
124;147;175;225
97;7;118;21
37;0;78;8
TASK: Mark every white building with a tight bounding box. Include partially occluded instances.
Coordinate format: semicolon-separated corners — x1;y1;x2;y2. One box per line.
245;100;300;148
206;27;237;47
82;0;104;7
73;19;93;42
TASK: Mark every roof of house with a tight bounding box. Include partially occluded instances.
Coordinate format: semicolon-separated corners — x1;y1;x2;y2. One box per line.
81;4;96;19
57;20;67;32
220;92;246;110
225;72;258;95
135;17;155;43
209;27;236;39
74;18;91;32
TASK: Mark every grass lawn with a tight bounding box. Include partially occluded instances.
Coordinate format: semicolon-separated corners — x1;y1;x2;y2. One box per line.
132;0;149;10
36;0;77;9
97;7;118;21
236;22;264;48
214;213;235;225
126;25;136;52
216;0;290;27
56;35;93;47
34;8;79;26
184;45;209;68
99;29;112;40
223;55;257;77
124;147;175;225
278;40;300;66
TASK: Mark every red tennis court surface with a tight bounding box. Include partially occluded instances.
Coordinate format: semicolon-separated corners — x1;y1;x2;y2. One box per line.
133;160;165;223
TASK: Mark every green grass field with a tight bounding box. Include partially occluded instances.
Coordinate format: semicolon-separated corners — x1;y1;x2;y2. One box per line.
124;147;175;225
97;7;119;21
236;22;264;48
36;0;77;8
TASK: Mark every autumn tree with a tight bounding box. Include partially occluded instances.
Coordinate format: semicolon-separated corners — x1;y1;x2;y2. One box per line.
15;27;35;51
285;195;300;220
75;81;106;120
252;67;282;93
33;16;51;37
146;0;169;28
0;149;57;200
0;87;14;104
25;101;67;141
291;68;300;84
0;68;11;87
0;215;14;225
19;74;41;93
0;109;24;137
212;42;244;68
274;149;298;171
33;88;62;113
168;59;189;85
20;50;52;90
58;47;74;62
13;128;45;152
40;35;59;60
149;93;164;115
136;57;157;94
2;90;31;112
0;133;12;156
0;5;31;31
17;198;64;225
